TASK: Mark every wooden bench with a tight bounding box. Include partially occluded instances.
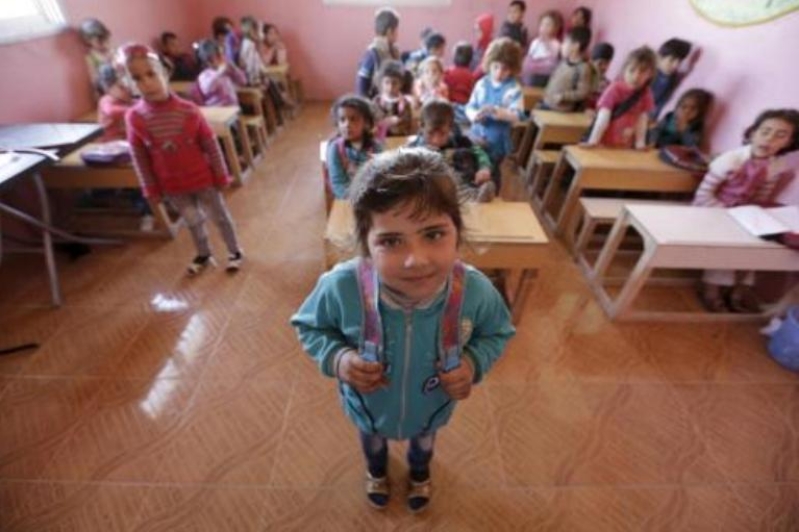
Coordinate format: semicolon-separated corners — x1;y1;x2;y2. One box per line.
41;144;182;238
526;149;559;202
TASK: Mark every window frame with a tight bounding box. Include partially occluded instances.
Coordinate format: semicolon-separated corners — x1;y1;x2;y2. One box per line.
0;0;67;46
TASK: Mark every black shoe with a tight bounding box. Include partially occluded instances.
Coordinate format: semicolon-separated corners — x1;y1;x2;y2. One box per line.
187;255;214;276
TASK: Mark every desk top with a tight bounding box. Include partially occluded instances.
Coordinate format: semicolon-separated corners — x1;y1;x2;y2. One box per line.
319;136;414;163
0;152;51;188
327;200;548;246
532;110;592;128
626;204;781;248
522;87;544;110
264;64;289;75
565;146;692;173
200;106;240;124
0;123;102;153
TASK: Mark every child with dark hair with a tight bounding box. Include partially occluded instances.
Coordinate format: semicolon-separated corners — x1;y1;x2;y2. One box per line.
159;31;200;81
405;31;446;76
356;8;401;98
569;6;592;30
96;64;134;142
326;95;383;199
649;88;712;148
444;42;475;105
195;39;247;107
499;1;529;49
211;16;240;66
584;46;657;149
522;10;564;87
78;18;113;96
693;109;799;312
292;148;514;512
586;42;614;109
651;38;693;119
409;100;496;202
373;61;413;139
541;27;592;112
261;23;288;66
466;38;524;188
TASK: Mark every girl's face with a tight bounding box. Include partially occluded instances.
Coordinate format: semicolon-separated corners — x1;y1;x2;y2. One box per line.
127;57;168;102
749;118;794;158
265;27;279;45
623;63;653;89
423;123;452;149
592;58;610;76
539;16;555;38
489;61;511;83
561;38;581;59
90;36;109;53
380;76;401;98
675;96;700;126
658;55;681;75
337;106;366;141
571;10;586;27
367;201;459;303
422;62;443;82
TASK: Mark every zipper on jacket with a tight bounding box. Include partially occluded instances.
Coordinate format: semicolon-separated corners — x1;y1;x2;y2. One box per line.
398;308;412;439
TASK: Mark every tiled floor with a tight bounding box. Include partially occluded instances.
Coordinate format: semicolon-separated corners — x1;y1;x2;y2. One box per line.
1;103;798;531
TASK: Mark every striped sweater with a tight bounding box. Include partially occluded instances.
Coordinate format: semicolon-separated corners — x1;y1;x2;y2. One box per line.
126;94;230;198
693;145;799;208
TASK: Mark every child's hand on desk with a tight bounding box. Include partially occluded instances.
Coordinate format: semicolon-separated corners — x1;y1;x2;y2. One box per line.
338;351;388;393
438;357;474;400
474;169;491;185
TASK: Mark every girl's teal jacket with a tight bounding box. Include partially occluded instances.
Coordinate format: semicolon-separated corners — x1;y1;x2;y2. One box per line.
290;259;515;440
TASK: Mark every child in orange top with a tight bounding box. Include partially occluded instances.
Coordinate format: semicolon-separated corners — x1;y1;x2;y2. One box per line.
413;57;449;108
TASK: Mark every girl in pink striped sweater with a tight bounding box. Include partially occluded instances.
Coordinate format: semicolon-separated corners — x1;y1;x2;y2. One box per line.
121;43;243;275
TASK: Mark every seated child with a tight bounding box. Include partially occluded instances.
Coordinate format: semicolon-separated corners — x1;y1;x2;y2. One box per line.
261;23;288;66
586;42;614;110
160;31;200;81
499;1;529;49
291;148;514;512
97;64;134;142
326;95;383;199
693;109;799;312
409;100;496;202
211;16;241;66
568;6;592;31
541;27;592;112
444;42;475;106
471;13;495;73
373;61;413;140
465;37;524;189
651;38;693;119
121;43;243;272
78;18;113;97
522;10;563;87
405;31;446;77
413;56;449;108
195;39;247;107
356;8;401;98
584;46;657;149
238;15;293;112
649;88;713;148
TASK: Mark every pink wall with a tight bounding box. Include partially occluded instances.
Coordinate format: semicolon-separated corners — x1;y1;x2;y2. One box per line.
1;0;798;152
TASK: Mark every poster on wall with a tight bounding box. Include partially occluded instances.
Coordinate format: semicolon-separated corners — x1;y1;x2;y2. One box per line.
690;0;799;26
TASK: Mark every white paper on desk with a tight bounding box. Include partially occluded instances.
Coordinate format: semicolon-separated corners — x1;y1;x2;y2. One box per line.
727;205;799;236
0;153;18;168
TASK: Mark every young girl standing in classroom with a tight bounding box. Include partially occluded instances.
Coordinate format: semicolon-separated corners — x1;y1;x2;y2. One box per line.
465;37;524;189
693;108;799;312
373;61;413;140
121;44;244;275
292;148;514;512
584;46;658;149
522;10;564;87
412;56;449;108
326;95;383;200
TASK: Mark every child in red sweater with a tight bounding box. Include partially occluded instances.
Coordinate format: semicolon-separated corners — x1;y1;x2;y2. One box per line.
121;43;243;274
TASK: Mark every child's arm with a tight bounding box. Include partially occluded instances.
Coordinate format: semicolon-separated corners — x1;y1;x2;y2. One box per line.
461;272;516;383
769;149;799;177
125;111;161;200
326;141;351;199
226;62;248;86
494;85;523;124
195;110;232;188
465;80;488;122
634;112;649;150
471;144;493;183
584;108;611;146
356;49;377;97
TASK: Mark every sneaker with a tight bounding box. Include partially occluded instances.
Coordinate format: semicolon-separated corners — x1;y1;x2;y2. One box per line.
187;255;214;276
407;477;431;513
226;251;244;272
365;471;390;510
476;181;496;203
697;282;728;313
727;284;761;314
139;214;155;232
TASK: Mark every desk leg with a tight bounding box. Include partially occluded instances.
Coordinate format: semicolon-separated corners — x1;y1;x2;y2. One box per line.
219;130;244;186
592;210;629;281
33;172;62;306
553;169;582;243
238;117;255;170
539;151;566;219
608;245;656;319
508;268;535;325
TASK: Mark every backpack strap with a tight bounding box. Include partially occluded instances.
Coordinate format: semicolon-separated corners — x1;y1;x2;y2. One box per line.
611;86;647;120
356;258;467;371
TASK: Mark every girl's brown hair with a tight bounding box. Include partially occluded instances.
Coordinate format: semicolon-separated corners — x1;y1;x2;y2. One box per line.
744;109;799;155
481;37;523;75
621;46;657;75
349;148;463;255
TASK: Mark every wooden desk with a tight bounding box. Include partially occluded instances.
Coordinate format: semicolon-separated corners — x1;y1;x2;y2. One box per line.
541;146;697;243
324;200;550;323
199;106;248;186
41;144;181;239
516;110;592;174
522;87;544;112
589;204;799;321
169;81;193;96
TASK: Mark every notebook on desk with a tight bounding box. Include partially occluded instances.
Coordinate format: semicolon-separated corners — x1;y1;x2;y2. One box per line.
727;205;799;237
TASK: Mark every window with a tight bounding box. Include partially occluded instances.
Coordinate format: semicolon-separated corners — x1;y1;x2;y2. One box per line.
0;0;67;45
